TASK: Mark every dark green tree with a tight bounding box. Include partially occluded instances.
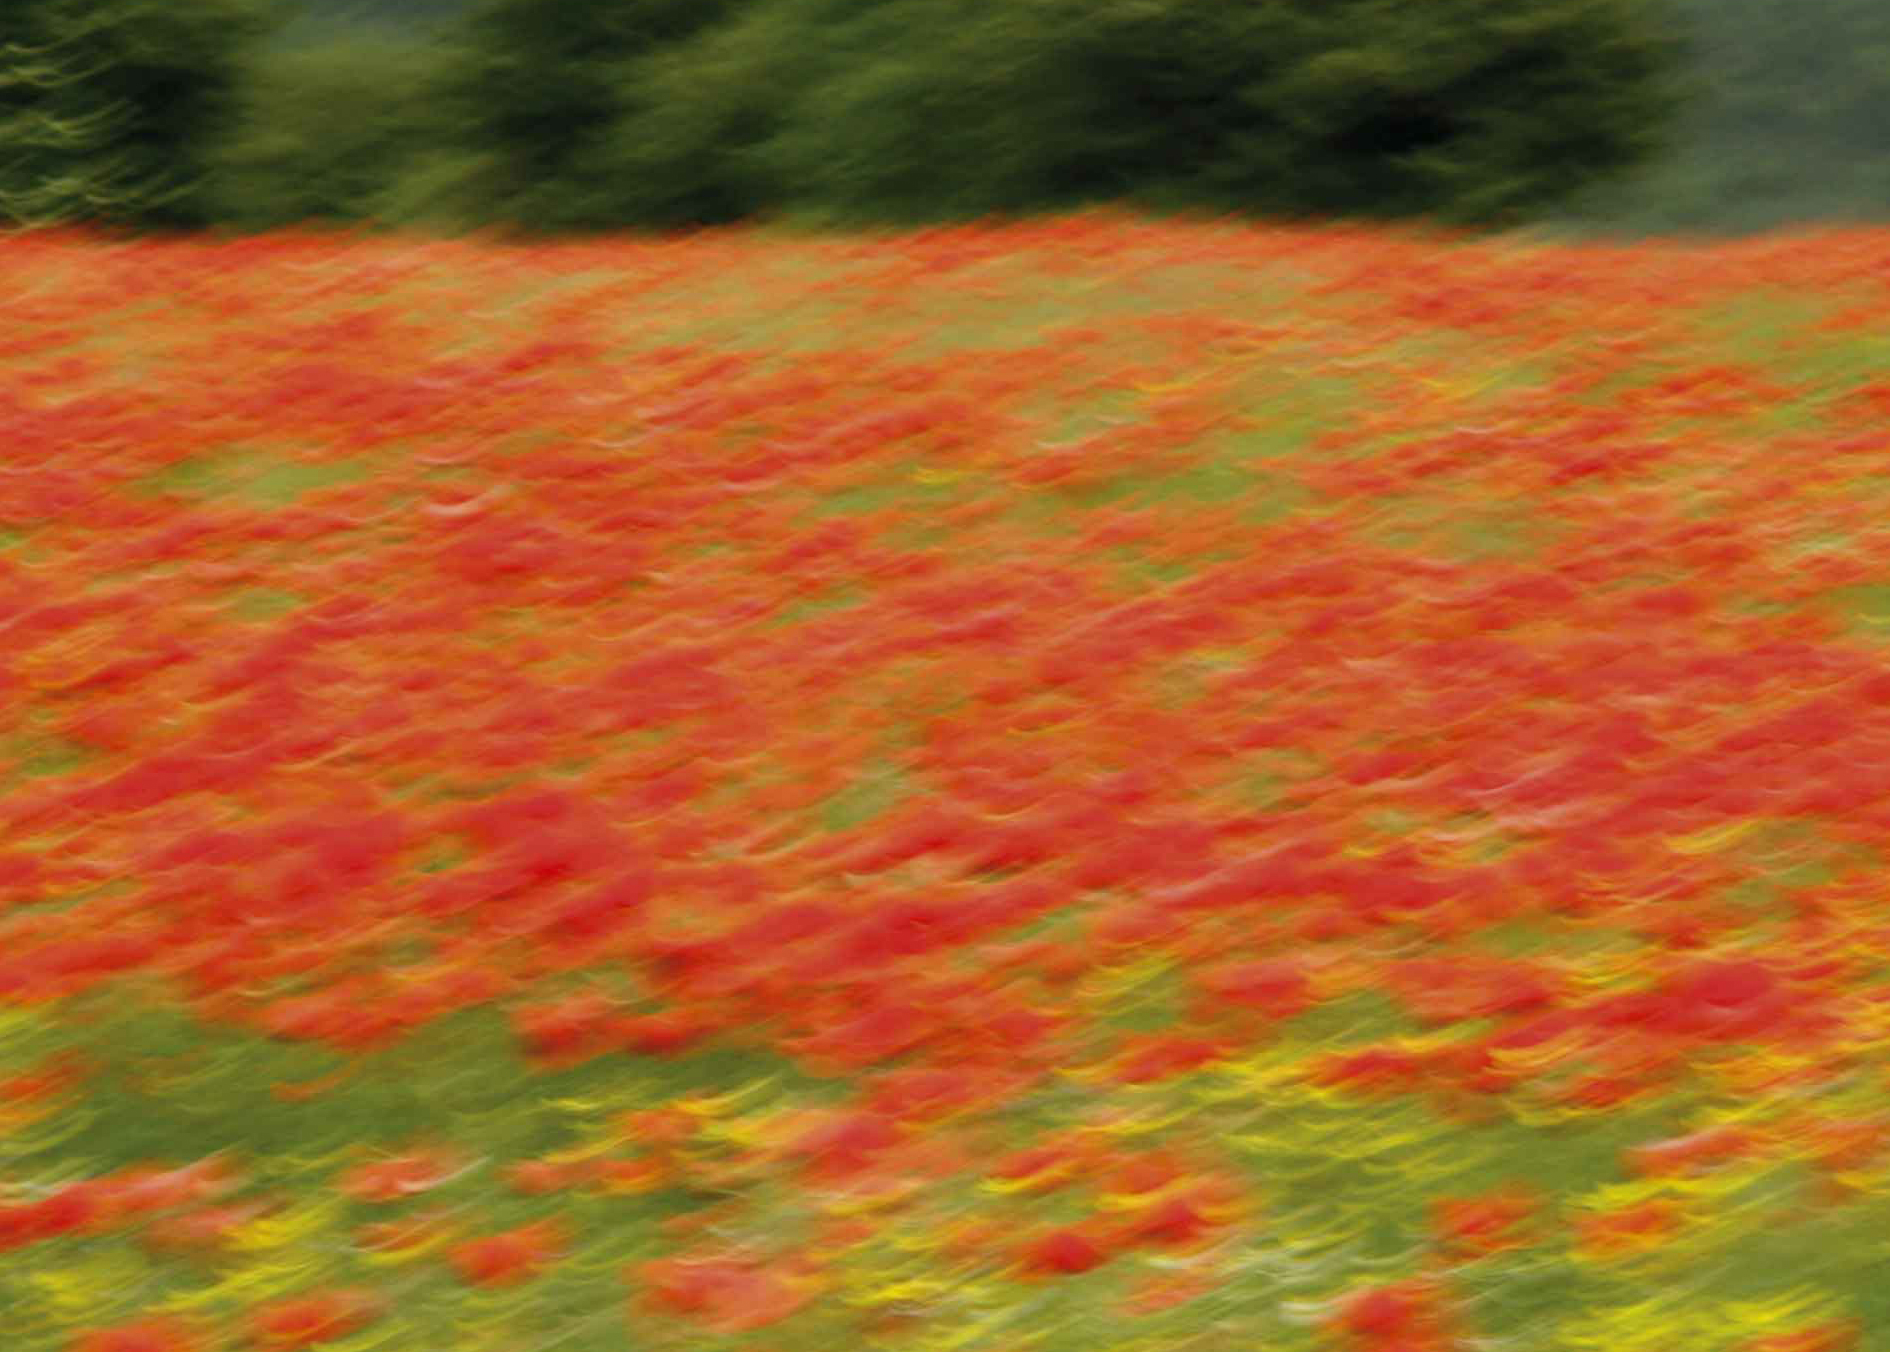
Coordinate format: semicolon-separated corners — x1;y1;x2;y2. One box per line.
752;0;1686;231
423;0;754;231
200;30;466;233
1;0;287;231
565;0;897;233
314;0;1682;236
455;0;1682;235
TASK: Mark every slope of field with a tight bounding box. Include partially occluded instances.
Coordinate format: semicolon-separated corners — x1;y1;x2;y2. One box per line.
3;213;1890;1352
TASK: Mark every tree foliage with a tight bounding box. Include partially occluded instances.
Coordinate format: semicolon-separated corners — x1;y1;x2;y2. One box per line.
199;31;466;234
0;0;1702;238
0;0;285;231
424;0;1682;235
422;0;755;230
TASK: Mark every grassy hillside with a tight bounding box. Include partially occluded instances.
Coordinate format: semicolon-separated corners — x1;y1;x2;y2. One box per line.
3;213;1890;1352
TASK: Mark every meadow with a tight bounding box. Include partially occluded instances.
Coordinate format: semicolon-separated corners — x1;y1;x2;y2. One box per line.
3;210;1890;1352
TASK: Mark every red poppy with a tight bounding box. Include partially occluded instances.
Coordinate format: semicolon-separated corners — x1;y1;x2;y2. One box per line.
1431;1191;1538;1256
101;1157;240;1216
1103;1150;1182;1196
1118;1196;1217;1250
787;1111;901;1180
447;1220;566;1287
1120;1269;1219;1315
513;993;618;1062
0;1189;96;1251
866;1067;985;1121
1112;1035;1227;1085
1574;1200;1678;1255
638;1255;815;1331
505;1160;580;1196
1623;1126;1757;1178
247;1288;383;1348
1193;959;1311;1018
1017;1228;1108;1276
1331;1280;1459;1349
337;1150;463;1204
615;1011;713;1056
1782;1115;1887;1173
988;1137;1092;1193
838;806;968;873
791;1001;936;1068
617;1108;696;1147
1742;1321;1861;1352
1313;1047;1430;1097
70;1319;202;1352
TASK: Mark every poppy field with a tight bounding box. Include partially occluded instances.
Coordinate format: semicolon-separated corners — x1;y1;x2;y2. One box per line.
5;212;1890;1352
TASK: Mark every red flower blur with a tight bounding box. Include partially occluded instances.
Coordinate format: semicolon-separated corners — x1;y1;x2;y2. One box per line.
247;1288;383;1348
447;1220;566;1287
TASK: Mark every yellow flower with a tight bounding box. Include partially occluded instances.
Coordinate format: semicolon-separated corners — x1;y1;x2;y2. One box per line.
1665;818;1763;855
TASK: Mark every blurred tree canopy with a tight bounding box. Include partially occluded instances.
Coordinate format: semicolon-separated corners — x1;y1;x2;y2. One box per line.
8;0;1885;239
1;0;283;230
201;29;467;233
403;0;1683;235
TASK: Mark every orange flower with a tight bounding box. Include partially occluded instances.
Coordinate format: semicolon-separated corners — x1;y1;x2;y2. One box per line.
505;1160;580;1196
590;1156;668;1195
269;1067;358;1103
1120;1270;1218;1315
1791;1116;1888;1173
1106;1150;1188;1197
1313;1046;1430;1097
1574;1200;1679;1257
617;1108;696;1147
813;1216;880;1255
1623;1126;1758;1178
1742;1321;1861;1352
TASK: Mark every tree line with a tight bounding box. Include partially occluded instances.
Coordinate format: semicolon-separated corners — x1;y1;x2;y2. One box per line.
1;0;1882;240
